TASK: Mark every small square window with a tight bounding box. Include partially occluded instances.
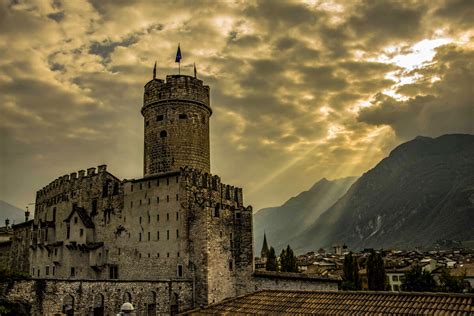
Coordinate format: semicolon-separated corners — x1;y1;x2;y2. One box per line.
157;115;164;121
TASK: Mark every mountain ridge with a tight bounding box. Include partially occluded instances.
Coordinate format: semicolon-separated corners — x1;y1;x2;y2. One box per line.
290;134;474;252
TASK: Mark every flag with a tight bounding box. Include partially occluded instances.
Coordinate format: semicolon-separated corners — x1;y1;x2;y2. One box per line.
175;44;182;63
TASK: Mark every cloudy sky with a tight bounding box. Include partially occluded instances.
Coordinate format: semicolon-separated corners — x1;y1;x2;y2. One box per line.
0;0;473;212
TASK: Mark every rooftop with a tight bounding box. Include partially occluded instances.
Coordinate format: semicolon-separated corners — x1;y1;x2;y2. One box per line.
184;290;473;315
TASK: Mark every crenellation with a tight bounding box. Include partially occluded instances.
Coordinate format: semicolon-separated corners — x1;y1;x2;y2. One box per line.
87;167;96;176
97;164;107;173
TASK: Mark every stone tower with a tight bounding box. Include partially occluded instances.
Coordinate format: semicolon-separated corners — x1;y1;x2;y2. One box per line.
141;71;212;176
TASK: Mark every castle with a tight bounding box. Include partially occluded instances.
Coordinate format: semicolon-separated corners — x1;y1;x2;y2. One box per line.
25;66;254;314
2;57;338;315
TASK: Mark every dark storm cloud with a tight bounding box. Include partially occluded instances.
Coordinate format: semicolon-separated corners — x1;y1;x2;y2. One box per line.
347;1;426;46
434;0;474;28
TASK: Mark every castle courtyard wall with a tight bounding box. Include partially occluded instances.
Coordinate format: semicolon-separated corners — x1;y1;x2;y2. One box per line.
4;279;193;315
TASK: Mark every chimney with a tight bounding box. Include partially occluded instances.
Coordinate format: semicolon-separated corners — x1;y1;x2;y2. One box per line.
25;209;30;222
5;218;10;228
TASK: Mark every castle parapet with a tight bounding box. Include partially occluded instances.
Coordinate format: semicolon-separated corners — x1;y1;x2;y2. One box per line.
143;75;210;112
181;167;244;207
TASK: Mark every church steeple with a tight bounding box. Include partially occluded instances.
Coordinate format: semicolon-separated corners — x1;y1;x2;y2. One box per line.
260;232;269;258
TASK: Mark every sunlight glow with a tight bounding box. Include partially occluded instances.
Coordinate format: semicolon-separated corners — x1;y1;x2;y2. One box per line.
390;38;452;70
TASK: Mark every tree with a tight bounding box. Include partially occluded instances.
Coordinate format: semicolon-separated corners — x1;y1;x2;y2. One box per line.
342;252;361;290
438;268;465;293
260;232;269;259
402;265;437;292
266;247;278;271
280;245;298;272
367;250;386;291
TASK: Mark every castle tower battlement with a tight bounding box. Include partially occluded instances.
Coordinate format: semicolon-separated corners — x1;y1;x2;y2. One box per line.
143;75;210;110
142;74;212;176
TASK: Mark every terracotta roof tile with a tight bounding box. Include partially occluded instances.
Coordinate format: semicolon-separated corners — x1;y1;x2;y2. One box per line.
184;290;474;315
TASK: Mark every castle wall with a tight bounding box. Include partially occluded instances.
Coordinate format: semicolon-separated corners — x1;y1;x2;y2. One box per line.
4;279;193;315
117;172;191;280
181;167;253;305
250;271;340;292
31;165;123;280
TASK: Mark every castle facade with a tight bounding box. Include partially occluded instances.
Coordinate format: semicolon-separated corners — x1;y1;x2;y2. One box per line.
26;71;254;314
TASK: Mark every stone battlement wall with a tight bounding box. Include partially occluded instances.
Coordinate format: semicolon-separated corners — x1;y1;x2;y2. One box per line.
180;167;244;206
143;75;210;110
36;165;117;202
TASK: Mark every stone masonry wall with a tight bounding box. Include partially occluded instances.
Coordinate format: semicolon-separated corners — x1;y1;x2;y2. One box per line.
142;75;211;176
181;167;253;306
5;279;193;315
250;272;339;293
31;165;123;280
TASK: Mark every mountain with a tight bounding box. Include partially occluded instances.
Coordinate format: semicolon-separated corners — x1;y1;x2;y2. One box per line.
253;176;357;253
291;134;474;252
0;200;26;226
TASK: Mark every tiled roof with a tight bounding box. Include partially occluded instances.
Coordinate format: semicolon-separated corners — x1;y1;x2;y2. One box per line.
186;290;473;315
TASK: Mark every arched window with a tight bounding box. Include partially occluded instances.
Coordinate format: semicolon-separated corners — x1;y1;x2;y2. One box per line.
214;204;220;217
62;294;75;316
123;291;132;303
160;130;167;138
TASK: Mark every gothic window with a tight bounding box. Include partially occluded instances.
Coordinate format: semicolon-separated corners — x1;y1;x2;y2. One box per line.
160;130;167;138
